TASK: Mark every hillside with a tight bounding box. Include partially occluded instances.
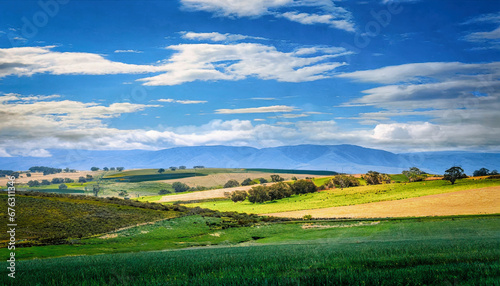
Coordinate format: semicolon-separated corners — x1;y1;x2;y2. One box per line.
0;145;499;174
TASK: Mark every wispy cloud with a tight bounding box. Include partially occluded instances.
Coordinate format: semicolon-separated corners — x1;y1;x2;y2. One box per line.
157;98;207;104
114;49;143;53
138;43;348;85
180;31;266;42
179;0;355;32
278;12;355;32
215;105;297;114
0;44;348;86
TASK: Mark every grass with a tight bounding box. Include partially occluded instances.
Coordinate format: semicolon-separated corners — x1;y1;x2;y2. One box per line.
0;192;182;246
1;215;498;285
186;178;500;214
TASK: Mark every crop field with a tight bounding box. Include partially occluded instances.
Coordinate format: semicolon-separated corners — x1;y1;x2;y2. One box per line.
1;215;498;285
185;178;500;214
266;186;500;218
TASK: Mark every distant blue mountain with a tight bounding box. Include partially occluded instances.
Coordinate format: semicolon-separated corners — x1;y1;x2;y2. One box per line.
0;145;498;175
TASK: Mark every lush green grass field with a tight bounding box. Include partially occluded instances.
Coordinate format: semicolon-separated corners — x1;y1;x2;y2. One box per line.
186;178;500;214
1;215;498;285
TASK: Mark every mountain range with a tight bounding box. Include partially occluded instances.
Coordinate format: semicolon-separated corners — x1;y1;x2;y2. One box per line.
1;145;498;175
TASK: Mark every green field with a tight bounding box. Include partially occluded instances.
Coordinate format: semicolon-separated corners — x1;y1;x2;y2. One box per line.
185;178;500;214
1;215;499;285
0;192;183;246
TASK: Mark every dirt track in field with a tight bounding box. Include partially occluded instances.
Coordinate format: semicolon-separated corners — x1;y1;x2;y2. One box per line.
263;186;500;218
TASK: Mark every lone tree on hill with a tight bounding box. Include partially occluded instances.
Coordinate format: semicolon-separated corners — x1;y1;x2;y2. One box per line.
444;166;466;185
158;168;165;174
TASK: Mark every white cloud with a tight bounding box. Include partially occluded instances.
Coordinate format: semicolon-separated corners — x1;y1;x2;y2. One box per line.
465;26;500;42
114;49;143;53
180;31;265;42
179;0;355;32
1;44;347;85
279;12;355;32
0;46;165;78
215;105;297;114
180;0;293;17
157;98;207;104
268;113;309;118
137;43;347;85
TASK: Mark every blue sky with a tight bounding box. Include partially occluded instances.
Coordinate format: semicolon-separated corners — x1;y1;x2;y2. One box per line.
0;0;499;157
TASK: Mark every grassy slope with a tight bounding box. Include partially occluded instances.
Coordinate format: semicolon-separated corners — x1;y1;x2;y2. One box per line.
0;192;182;246
186;178;500;214
1;215;498;285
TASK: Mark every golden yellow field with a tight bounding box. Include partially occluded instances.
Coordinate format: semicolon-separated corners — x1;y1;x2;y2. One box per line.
264;186;500;218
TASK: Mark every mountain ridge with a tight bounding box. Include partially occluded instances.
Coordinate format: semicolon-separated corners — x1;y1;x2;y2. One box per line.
0;144;498;175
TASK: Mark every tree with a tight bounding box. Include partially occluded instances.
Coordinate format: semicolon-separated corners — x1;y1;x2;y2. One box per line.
473;168;490;177
291;179;317;194
224;179;240;188
110;167;116;171
41;179;51;186
103;167;109;171
10;172;19;179
118;190;128;197
172;182;190;193
27;180;40;187
51;178;63;184
179;166;186;170
158;168;165;174
26;173;31;177
64;167;70;173
158;189;171;195
268;182;293;200
247;186;270;203
402;167;425;182
64;178;74;183
241;178;253;186
230;190;248;202
78;176;86;183
58;183;68;190
90;167;100;171
170;166;177;171
116;167;124;171
329;175;360;189
491;170;499;175
257;178;268;184
444;166;466;185
270;175;284;182
86;174;93;181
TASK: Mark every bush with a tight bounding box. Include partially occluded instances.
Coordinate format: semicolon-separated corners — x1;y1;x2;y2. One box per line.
241;178;254;186
327;175;360;189
158;189;171;195
41;180;51;186
58;184;68;190
268;182;293;200
51;178;64;184
64;178;75;183
291;179;317;194
230;190;248;202
363;171;391;185
270;175;284;182
247;186;271;203
27;180;40;187
224;179;240;188
172;182;190;193
78;177;86;183
257;178;268;184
